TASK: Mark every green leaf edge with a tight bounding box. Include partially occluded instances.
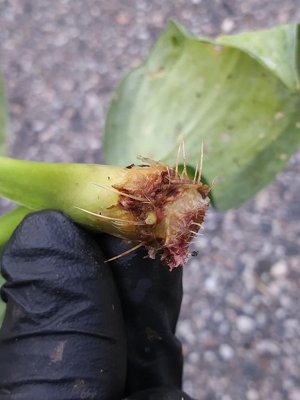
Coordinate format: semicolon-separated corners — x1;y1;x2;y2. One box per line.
217;23;300;92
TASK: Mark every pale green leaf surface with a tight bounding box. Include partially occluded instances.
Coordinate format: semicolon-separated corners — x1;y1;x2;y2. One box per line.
217;24;300;91
104;21;300;210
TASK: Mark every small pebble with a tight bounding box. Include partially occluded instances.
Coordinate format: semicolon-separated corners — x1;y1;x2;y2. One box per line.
115;12;130;25
255;340;280;356
236;316;255;334
246;389;259;400
188;352;200;364
221;18;235;33
177;320;195;345
204;351;217;363
204;276;218;294
219;344;235;361
271;261;288;278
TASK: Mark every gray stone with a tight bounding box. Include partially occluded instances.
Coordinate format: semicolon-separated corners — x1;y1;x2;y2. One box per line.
219;344;235;361
271;261;288;278
236;316;255;334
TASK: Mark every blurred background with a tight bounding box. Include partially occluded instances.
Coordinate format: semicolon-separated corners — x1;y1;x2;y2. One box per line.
0;1;300;399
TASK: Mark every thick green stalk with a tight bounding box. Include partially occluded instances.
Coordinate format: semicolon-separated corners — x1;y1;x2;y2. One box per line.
0;156;210;269
0;156;130;236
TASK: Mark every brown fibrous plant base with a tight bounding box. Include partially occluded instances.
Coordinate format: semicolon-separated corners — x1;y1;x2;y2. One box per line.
108;143;211;270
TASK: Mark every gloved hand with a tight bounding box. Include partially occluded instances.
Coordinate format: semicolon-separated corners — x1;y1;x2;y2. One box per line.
0;211;193;399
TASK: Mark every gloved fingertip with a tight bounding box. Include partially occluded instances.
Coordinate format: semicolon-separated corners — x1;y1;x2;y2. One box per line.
3;210;80;255
0;210;127;399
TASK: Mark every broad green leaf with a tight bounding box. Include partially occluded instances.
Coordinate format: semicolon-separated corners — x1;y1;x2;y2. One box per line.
104;21;300;211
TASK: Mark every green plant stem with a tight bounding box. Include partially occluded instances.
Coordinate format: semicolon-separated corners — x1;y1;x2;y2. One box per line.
0;156;129;235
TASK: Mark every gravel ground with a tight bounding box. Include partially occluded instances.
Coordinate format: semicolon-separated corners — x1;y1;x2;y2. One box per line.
1;1;300;399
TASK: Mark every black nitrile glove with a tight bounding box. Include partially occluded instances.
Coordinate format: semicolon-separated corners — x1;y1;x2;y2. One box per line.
0;211;193;400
